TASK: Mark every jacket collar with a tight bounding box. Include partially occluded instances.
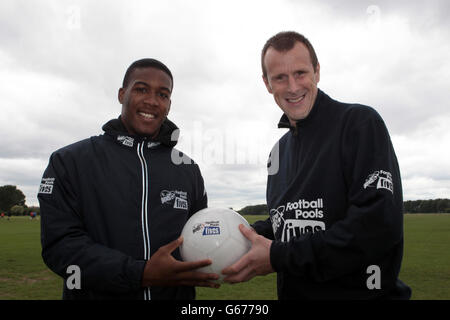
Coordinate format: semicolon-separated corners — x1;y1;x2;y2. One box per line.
102;116;179;148
277;88;324;130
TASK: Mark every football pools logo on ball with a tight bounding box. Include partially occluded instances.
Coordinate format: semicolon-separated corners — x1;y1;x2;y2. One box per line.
180;207;252;282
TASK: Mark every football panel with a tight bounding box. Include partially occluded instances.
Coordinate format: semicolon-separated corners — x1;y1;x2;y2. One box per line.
180;241;208;262
208;237;250;279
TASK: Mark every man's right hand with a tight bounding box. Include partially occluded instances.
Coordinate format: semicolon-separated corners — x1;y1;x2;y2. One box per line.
141;236;220;288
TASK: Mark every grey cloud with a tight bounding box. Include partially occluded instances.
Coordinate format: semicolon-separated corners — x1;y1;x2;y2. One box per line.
1;0;449;209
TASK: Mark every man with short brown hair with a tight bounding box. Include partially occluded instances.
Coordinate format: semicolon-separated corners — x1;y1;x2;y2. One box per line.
223;31;411;300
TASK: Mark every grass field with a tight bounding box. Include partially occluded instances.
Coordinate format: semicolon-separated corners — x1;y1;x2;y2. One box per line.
0;214;449;300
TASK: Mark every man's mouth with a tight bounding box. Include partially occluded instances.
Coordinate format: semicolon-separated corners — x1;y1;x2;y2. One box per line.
286;94;306;104
138;111;156;119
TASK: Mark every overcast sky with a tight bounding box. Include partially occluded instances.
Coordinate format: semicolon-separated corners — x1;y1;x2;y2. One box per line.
0;0;449;210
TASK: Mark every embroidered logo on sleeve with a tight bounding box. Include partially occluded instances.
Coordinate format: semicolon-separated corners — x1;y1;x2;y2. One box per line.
38;178;55;194
364;170;394;193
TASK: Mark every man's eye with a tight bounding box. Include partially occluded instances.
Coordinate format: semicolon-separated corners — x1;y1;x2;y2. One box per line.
159;92;169;99
135;87;147;93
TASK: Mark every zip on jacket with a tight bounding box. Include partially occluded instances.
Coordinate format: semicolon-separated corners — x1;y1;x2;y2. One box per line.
137;139;151;300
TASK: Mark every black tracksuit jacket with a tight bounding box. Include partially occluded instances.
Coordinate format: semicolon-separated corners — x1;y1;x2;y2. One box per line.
38;117;207;300
253;89;411;300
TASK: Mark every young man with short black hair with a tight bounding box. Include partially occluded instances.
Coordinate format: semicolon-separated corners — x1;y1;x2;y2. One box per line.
39;58;219;300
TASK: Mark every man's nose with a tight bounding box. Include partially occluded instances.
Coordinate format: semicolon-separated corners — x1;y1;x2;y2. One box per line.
143;92;158;106
287;75;301;93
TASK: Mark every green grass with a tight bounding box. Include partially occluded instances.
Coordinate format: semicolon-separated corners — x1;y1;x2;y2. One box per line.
0;217;61;299
0;214;449;300
399;214;450;300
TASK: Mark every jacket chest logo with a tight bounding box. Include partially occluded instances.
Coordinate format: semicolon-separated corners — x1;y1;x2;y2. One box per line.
117;135;134;147
270;198;326;242
160;190;189;211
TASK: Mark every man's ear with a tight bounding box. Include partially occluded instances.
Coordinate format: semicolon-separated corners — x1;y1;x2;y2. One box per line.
262;75;273;94
315;62;321;84
118;88;124;104
166;100;171;116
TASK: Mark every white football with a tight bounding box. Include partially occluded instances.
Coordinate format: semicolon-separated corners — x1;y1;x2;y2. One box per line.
179;207;252;282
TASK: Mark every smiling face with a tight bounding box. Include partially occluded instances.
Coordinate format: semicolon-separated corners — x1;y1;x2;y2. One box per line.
118;67;172;138
263;41;320;126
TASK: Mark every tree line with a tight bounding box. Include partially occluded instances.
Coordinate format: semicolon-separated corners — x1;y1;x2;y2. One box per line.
238;199;450;215
1;185;449;216
403;199;450;214
0;185;40;216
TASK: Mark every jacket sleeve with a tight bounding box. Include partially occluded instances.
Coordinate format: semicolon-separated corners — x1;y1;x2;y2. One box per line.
39;151;146;293
252;218;275;240
189;163;208;214
270;110;404;282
